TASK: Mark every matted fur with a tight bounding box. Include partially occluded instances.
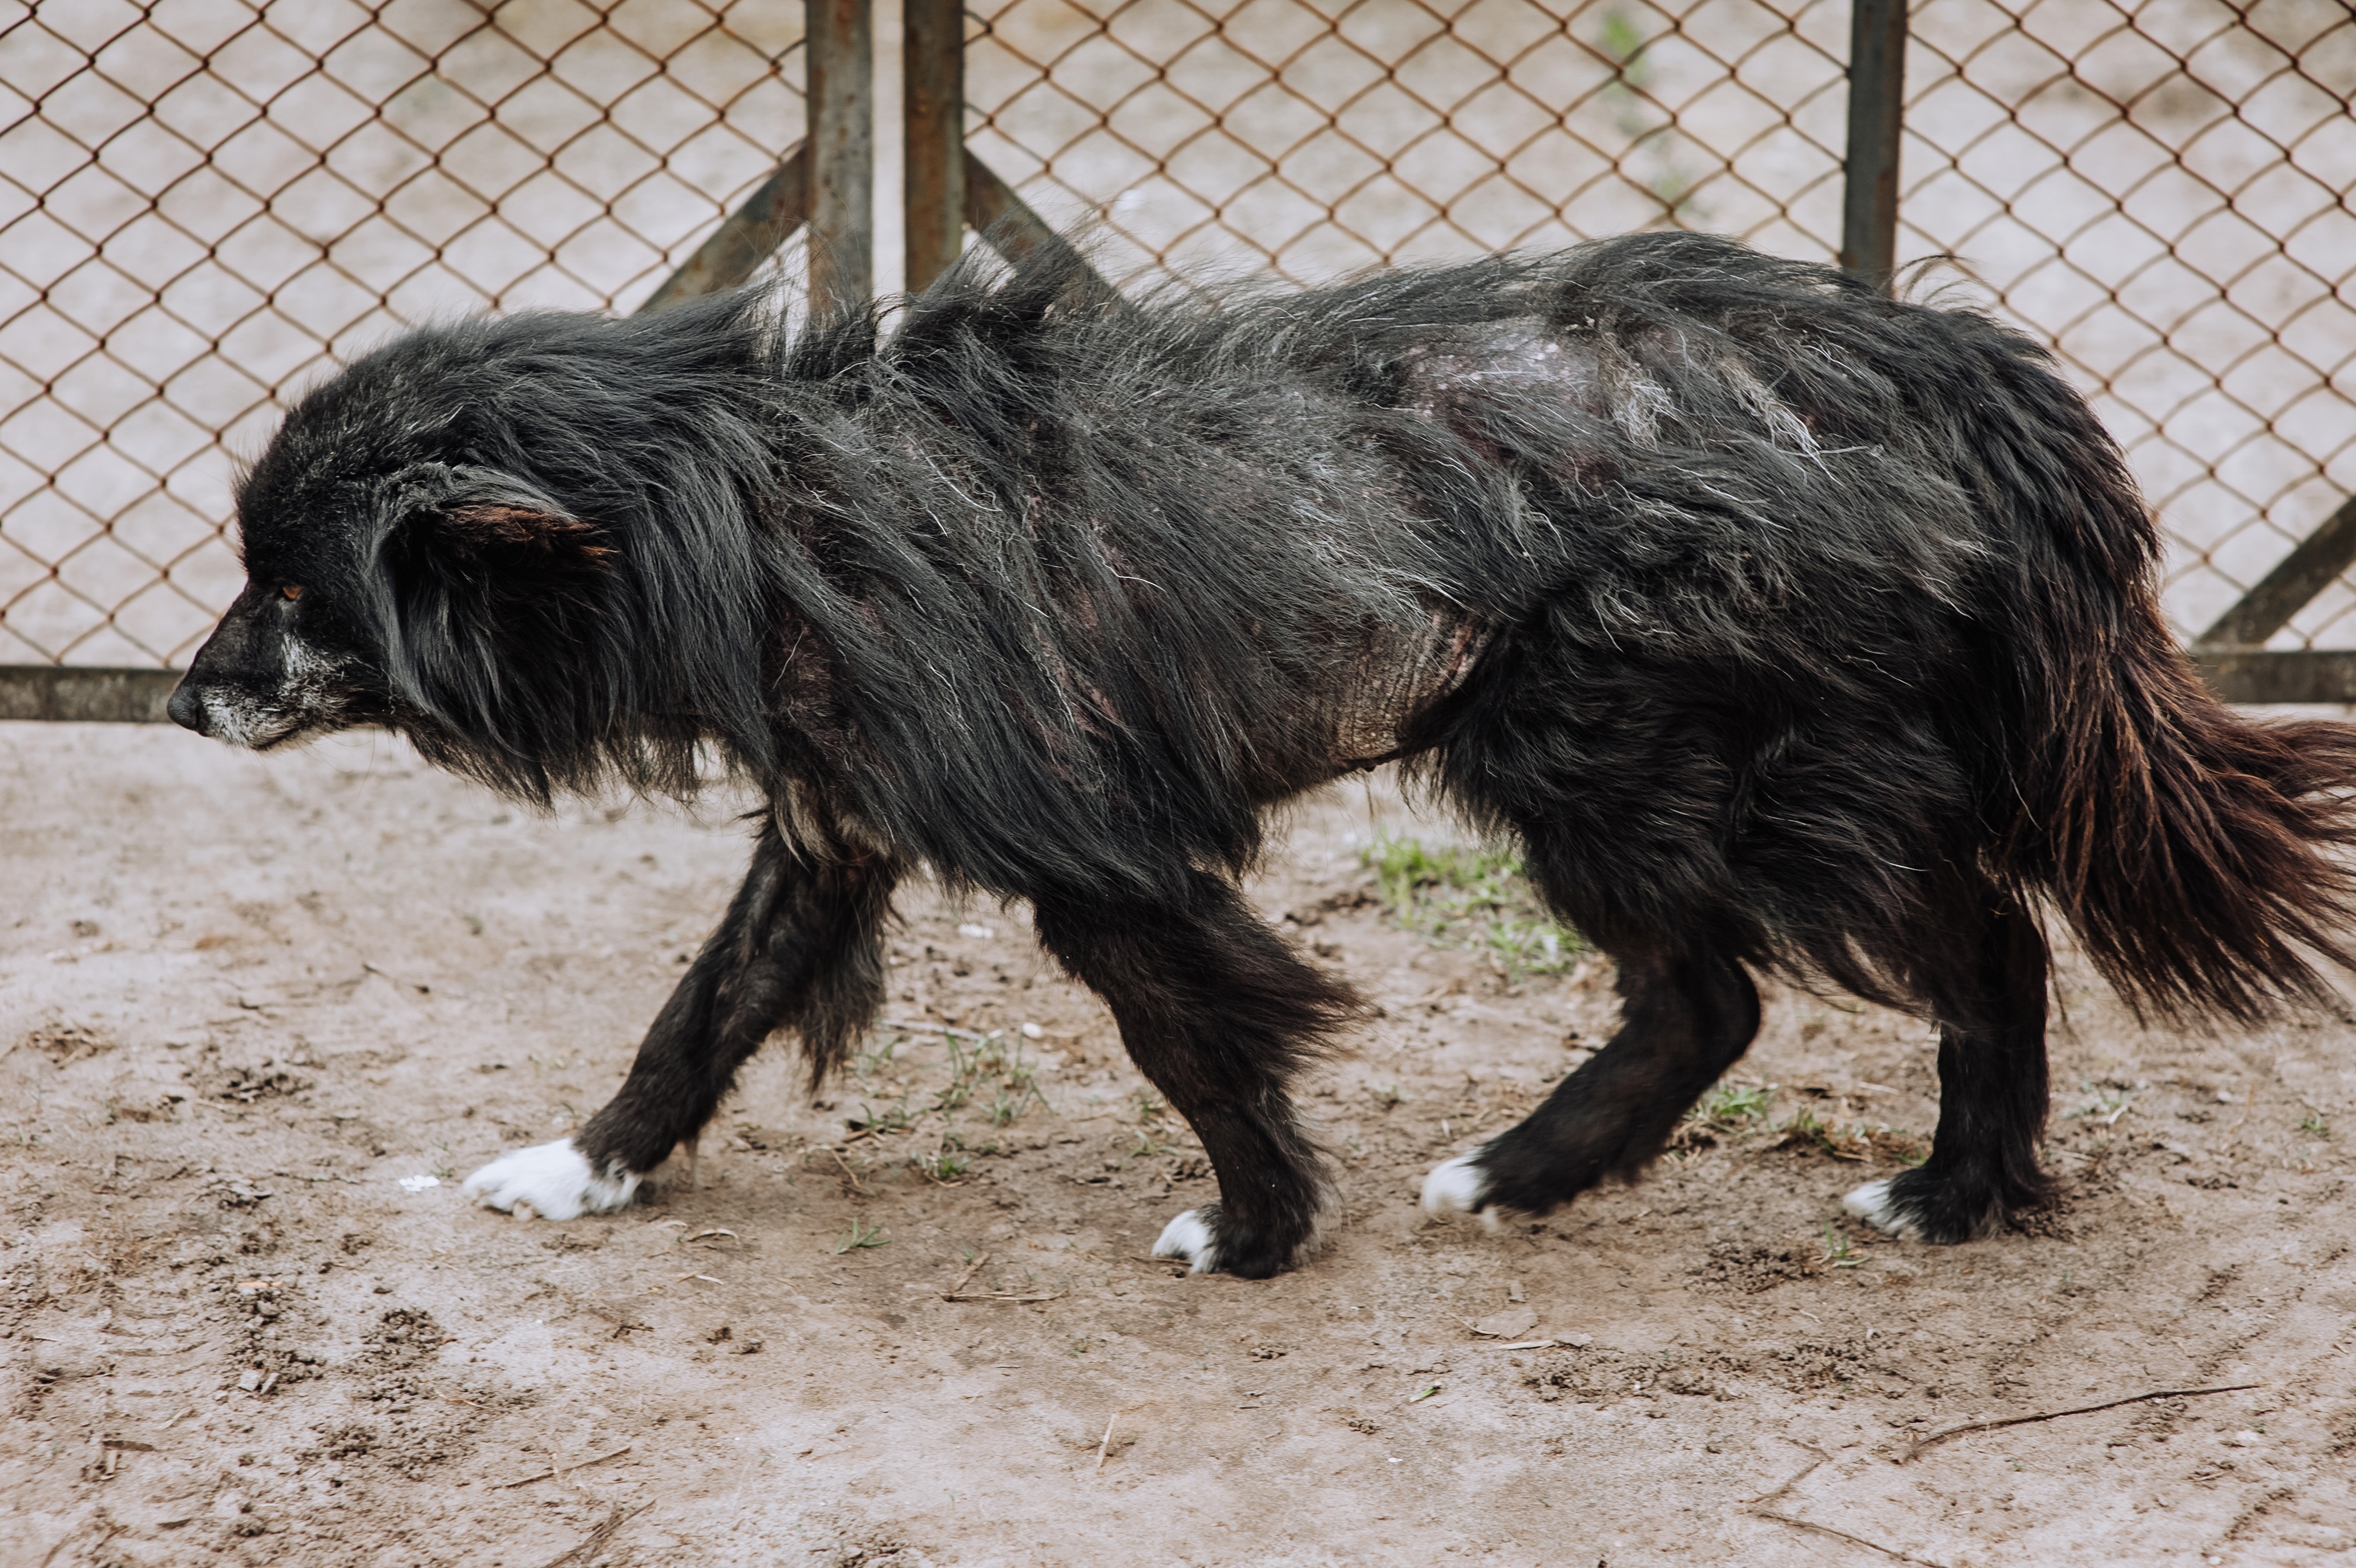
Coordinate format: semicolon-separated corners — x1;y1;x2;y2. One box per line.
170;232;2356;1272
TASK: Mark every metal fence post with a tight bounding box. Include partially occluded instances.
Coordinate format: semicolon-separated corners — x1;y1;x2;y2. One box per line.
1840;0;1907;289
904;0;965;294
809;0;875;314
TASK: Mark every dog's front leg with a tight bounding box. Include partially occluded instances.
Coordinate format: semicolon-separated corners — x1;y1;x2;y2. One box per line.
462;821;895;1219
1033;871;1359;1278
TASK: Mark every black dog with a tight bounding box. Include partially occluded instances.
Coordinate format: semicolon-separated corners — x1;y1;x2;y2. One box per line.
168;233;2356;1277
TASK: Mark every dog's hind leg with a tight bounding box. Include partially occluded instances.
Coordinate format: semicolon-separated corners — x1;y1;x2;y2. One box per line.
1032;872;1359;1279
461;821;896;1220
1421;941;1760;1225
1844;890;2053;1243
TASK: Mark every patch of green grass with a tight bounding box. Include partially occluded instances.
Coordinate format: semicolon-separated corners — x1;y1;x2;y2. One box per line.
831;1220;889;1254
903;1029;1049;1134
1484;918;1570;977
1820;1221;1862;1269
1358;831;1582;981
1780;1103;1836;1154
2299;1113;2328;1137
1688;1080;1771;1128
848;1098;916;1138
913;1148;969;1183
851;1033;901;1087
783;1019;1068;1193
2064;1083;2135;1123
1772;1104;1927;1166
1112;1125;1174;1171
967;1035;1048;1127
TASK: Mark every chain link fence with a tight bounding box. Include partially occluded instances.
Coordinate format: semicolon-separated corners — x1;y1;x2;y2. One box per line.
1;0;807;667
1;0;2351;678
1894;0;2355;650
965;0;1850;282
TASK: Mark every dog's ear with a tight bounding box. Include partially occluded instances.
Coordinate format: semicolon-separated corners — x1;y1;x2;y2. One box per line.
363;464;621;790
387;464;614;576
438;499;615;570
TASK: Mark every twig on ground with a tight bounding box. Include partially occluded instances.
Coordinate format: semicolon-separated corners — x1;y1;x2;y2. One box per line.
362;961;438;995
2220;1090;2253;1153
42;1526;123;1568
1748;1510;1950;1566
539;1501;652;1568
822;1145;869;1195
496;1444;635;1490
1095;1401;1150;1470
1133;1254;1190;1272
941;1291;1062;1304
879;1017;1000;1041
1899;1384;2264;1462
1741;1447;1950;1567
1739;1444;1828;1508
941;1251;990;1299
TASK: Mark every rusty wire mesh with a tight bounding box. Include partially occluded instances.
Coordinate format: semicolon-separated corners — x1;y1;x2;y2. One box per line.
965;0;1853;285
1;0;2351;670
0;0;807;666
1893;0;2356;645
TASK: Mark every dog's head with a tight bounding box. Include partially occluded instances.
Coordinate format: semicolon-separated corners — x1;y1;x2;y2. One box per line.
169;349;616;771
172;300;788;801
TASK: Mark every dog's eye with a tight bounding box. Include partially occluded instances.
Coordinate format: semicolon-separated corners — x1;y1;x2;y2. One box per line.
280;584;304;602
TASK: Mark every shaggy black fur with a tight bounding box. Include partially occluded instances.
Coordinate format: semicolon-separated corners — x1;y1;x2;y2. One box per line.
169;232;2356;1271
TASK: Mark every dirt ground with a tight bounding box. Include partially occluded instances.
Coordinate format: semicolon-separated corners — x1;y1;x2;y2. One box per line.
3;721;2353;1568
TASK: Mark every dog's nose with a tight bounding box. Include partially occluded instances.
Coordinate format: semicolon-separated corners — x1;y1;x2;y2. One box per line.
166;680;211;735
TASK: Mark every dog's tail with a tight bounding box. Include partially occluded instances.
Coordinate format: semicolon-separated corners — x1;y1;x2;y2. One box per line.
1965;321;2356;1026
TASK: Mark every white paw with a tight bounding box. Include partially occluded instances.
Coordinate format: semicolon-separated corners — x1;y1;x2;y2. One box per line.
1842;1178;1919;1240
1421;1150;1501;1230
1152;1209;1219;1275
459;1138;638;1222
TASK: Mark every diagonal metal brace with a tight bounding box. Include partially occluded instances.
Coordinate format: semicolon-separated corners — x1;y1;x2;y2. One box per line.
635;144;1120;318
2195;493;2356;650
636;144;812;317
963;151;1124;308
